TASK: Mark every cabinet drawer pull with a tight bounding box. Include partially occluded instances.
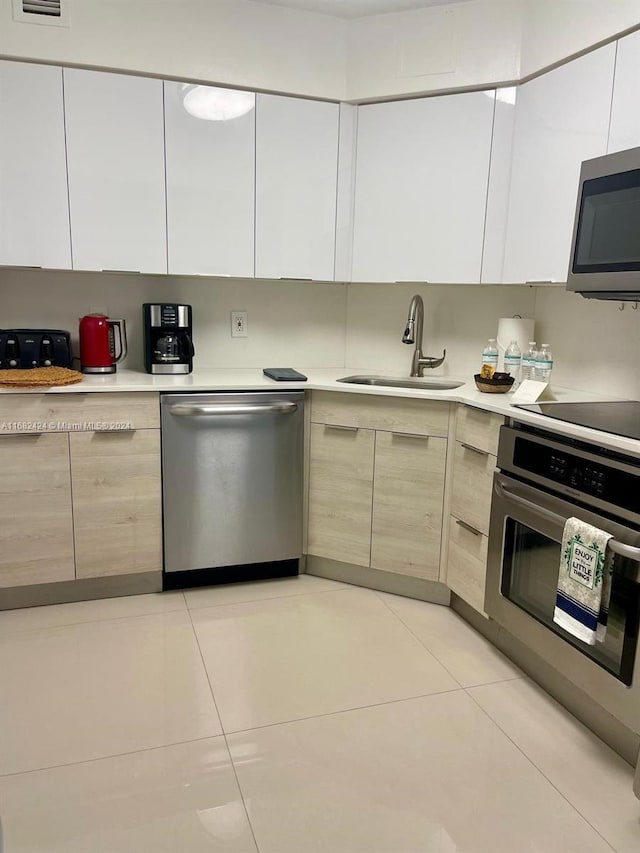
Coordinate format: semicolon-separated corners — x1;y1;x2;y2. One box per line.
460;442;489;456
324;424;358;432
455;519;482;536
0;431;44;437
391;431;428;439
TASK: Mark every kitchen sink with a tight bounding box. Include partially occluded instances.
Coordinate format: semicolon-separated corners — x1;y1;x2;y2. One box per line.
337;375;464;391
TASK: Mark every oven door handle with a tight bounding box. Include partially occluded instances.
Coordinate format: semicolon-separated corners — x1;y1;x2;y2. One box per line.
494;480;640;570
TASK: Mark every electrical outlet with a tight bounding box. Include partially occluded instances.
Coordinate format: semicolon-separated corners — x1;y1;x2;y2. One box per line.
231;310;248;338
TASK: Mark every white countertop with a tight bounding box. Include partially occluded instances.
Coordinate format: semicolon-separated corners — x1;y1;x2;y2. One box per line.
2;367;639;459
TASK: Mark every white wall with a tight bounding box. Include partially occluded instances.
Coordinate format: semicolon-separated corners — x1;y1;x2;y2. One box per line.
0;0;348;100
0;269;348;371
344;283;640;399
520;0;640;78
1;0;639;102
1;270;637;398
346;0;523;101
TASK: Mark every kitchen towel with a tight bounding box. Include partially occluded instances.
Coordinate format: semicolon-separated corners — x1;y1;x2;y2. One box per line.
553;518;614;645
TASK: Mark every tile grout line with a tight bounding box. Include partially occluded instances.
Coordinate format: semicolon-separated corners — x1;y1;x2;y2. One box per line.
183;581;356;613
372;591;465;689
463;684;617;852
186;604;263;853
0;733;223;780
220;685;464;739
0;602;189;638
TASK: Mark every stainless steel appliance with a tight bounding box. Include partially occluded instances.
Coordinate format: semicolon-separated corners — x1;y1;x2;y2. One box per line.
161;391;303;586
486;420;640;737
567;145;640;300
0;329;72;369
143;303;194;375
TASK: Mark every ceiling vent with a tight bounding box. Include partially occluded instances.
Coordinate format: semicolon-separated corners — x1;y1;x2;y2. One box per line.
12;0;70;26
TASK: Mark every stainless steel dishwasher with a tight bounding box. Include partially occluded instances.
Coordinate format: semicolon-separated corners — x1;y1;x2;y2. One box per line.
161;391;304;586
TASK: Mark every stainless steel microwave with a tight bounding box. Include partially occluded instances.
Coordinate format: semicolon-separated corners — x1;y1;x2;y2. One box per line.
567;146;640;300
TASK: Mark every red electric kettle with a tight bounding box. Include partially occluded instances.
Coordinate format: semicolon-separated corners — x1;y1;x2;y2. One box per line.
79;314;128;374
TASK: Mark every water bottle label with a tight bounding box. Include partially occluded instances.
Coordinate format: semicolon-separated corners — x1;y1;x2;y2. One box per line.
482;353;498;364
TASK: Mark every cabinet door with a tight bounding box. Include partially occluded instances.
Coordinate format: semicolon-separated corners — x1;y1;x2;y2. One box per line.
164;82;255;277
64;69;166;273
0;433;74;588
502;45;615;283
255;94;339;280
307;423;374;566
371;432;446;580
0;61;71;269
352;92;494;283
70;430;162;578
608;31;640;154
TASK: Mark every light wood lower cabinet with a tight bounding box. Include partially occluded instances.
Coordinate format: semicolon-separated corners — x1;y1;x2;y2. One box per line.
0;432;75;588
307;423;374;566
447;515;489;613
307;392;449;580
371;432;446;580
70;430;162;578
446;405;502;613
0;393;162;591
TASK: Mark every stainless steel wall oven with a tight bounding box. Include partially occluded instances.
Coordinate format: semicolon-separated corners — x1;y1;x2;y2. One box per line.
486;421;640;735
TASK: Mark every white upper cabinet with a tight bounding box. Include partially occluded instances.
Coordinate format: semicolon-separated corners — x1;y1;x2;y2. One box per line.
502;46;616;284
352;92;495;283
608;31;640;154
481;90;516;284
164;83;255;277
64;69;167;273
0;61;71;269
255;94;339;281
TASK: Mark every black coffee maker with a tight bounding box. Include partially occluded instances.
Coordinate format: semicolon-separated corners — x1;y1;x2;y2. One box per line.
143;304;194;374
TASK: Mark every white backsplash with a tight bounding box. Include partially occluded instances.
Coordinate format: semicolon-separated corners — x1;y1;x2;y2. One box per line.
0;269;348;371
0;269;637;399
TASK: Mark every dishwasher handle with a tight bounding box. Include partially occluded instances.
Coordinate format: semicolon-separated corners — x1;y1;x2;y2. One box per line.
168;401;298;417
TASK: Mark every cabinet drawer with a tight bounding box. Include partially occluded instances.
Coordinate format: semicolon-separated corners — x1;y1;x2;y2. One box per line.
447;514;488;613
450;442;496;536
455;405;503;456
311;391;449;437
0;393;160;432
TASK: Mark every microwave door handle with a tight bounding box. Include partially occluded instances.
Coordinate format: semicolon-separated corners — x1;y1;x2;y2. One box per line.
494;480;640;581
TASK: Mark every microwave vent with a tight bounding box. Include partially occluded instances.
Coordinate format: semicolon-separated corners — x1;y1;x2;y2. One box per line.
13;0;69;26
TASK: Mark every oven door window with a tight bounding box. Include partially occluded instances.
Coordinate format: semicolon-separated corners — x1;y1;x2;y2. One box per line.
502;518;640;685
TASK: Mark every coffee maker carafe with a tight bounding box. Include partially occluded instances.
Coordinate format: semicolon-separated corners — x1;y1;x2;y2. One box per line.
143;304;194;374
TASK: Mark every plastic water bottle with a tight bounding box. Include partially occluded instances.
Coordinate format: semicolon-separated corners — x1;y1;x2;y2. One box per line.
480;338;498;374
535;344;554;383
503;340;522;384
521;342;538;382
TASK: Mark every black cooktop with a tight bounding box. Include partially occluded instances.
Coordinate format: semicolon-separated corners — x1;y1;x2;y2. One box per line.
514;401;640;441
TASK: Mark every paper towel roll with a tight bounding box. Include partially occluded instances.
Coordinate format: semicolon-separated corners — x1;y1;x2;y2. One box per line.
496;317;535;370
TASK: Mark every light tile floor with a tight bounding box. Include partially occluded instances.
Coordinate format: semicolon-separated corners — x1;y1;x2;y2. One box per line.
0;575;637;852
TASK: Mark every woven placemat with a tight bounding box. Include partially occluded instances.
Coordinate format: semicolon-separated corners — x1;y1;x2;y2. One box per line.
0;367;83;388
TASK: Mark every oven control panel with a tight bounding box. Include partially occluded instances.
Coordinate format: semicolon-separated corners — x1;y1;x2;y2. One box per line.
548;453;606;495
504;429;640;517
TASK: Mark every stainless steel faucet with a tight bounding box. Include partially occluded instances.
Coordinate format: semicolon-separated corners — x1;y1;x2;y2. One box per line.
402;294;446;377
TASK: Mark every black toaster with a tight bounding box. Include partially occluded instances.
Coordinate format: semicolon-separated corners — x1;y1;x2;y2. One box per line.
0;329;73;369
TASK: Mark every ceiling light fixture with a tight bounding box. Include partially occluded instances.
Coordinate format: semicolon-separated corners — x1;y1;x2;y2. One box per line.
181;85;255;121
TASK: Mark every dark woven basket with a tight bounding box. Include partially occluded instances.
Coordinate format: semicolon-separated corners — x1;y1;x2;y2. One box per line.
474;373;514;394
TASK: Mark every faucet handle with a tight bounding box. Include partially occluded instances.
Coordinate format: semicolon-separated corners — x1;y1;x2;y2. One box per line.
422;349;446;369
